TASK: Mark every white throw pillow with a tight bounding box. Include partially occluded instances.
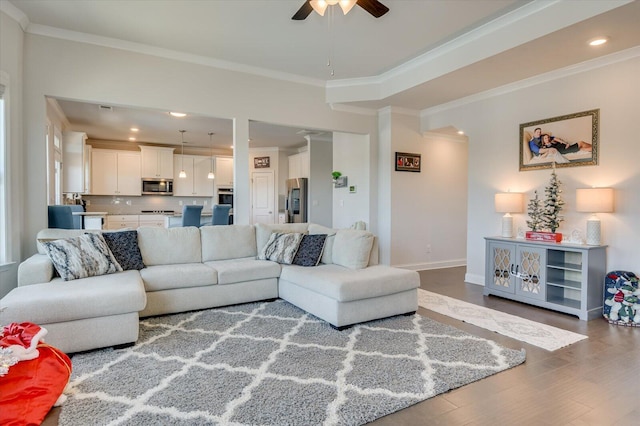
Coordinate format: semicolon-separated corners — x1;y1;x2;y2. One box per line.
332;230;375;270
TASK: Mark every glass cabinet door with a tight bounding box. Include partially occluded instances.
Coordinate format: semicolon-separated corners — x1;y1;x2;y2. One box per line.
515;246;546;301
488;242;516;294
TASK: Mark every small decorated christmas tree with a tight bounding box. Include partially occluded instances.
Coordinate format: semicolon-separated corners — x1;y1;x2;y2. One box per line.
526;190;544;231
541;166;564;233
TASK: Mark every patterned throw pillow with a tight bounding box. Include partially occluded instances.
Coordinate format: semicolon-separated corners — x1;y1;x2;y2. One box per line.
41;233;123;281
101;230;146;271
292;234;327;267
258;232;303;264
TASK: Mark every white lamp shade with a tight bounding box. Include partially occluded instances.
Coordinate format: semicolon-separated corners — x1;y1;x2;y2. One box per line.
494;193;524;213
576;188;614;213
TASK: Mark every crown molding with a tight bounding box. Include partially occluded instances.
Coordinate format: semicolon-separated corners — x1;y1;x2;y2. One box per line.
422;131;467;144
25;23;326;88
377;106;420;117
46;98;71;129
326;0;633;104
420;46;640;117
329;103;377;116
0;1;29;31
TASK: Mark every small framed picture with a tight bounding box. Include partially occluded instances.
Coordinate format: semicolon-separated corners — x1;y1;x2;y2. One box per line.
254;156;270;168
395;152;421;172
349;185;357;193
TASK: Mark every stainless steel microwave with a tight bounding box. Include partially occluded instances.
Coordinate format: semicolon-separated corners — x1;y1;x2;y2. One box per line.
142;179;173;195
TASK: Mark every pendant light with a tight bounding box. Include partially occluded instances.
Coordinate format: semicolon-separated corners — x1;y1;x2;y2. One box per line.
207;132;215;179
178;130;187;178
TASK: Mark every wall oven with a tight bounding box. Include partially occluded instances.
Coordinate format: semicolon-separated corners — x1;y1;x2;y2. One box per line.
217;188;233;208
142;179;173;195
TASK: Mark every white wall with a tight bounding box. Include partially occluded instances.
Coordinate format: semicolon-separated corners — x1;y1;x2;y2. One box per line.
332;132;370;229
21;33;379;256
422;54;640;284
308;136;333;227
0;11;24;295
381;110;468;269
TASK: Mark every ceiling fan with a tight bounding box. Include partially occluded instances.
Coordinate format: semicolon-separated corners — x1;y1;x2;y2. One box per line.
292;0;389;20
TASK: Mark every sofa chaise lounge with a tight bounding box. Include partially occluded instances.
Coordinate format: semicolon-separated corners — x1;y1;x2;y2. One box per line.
0;223;419;354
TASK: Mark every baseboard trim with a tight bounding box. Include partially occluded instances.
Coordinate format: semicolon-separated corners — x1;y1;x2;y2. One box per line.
394;259;466;271
465;273;485;286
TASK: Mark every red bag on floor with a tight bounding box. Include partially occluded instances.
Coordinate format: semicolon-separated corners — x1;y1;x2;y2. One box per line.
0;323;72;426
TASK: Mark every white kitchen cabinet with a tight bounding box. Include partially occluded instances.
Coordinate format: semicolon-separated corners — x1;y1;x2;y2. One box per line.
140;146;175;179
62;131;89;193
288;151;309;179
138;214;167;228
106;215;139;230
91;149;142;196
215;156;234;186
173;155;214;196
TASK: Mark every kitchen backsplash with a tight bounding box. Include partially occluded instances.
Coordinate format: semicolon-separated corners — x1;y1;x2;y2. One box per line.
83;195;215;215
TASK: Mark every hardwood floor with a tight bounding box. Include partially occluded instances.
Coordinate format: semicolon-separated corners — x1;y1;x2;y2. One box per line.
43;267;639;425
372;267;640;426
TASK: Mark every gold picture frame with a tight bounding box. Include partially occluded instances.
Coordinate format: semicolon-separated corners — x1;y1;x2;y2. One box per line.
519;109;599;171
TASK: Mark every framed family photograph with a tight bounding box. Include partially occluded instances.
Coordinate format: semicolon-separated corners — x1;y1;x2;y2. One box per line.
395;152;421;172
519;109;599;171
253;156;270;169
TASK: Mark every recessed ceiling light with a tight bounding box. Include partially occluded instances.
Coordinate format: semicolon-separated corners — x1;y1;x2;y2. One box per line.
457;130;464;135
230;145;234;149
589;37;608;46
129;137;136;141
130;127;139;132
170;112;187;117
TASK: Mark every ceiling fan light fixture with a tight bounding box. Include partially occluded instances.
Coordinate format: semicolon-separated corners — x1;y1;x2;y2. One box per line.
338;0;357;15
310;1;328;16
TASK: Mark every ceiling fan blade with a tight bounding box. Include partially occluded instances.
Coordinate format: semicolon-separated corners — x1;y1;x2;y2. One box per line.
292;1;314;20
357;0;389;18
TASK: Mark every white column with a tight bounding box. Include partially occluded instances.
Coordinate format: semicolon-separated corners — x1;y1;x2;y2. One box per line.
233;117;250;225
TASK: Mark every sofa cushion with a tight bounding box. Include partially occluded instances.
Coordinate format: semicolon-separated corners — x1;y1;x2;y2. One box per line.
0;270;146;325
255;223;309;254
41;233;122;281
101;230;145;271
139;263;217;292
308;224;337;265
332;230;374;270
258;232;303;264
204;258;281;285
292;234;327;267
200;225;257;261
137;226;202;266
279;264;419;303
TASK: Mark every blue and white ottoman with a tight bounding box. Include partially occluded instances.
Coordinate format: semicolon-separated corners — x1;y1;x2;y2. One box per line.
603;270;640;326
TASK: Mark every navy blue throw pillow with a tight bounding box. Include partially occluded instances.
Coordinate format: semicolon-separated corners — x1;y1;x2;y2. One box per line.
292;234;327;267
101;230;145;271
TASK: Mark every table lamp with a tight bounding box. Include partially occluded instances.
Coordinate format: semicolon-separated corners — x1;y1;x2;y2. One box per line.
576;188;614;245
495;192;524;238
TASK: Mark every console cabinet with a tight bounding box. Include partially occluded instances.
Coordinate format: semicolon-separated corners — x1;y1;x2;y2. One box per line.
484;237;606;320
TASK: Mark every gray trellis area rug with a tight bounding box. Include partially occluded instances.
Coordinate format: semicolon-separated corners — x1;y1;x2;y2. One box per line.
59;300;525;426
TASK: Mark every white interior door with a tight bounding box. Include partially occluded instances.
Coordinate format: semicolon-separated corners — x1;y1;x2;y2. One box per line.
252;171;274;224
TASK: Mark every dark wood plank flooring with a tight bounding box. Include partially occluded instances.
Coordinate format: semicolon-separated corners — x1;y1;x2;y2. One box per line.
372;267;640;426
43;267;639;425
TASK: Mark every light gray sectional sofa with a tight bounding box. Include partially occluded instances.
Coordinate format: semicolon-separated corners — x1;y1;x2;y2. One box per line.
0;223;419;354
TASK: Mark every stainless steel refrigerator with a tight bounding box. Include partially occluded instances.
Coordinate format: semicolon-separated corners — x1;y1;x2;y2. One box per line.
286;178;308;223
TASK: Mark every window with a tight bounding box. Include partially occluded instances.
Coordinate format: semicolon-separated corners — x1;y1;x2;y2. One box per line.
0;82;7;262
